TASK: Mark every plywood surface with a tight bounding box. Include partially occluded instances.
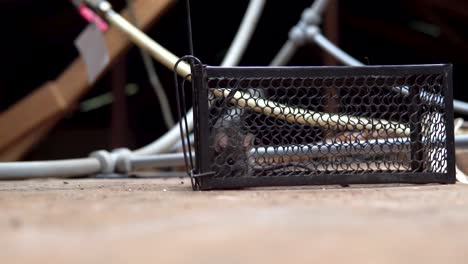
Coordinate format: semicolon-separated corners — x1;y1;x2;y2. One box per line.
1;178;468;263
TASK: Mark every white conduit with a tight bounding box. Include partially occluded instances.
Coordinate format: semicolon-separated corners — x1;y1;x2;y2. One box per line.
0;159;101;180
222;0;266;66
126;138;411;170
270;0;330;66
454;101;468;116
105;8;191;77
312;31;363;66
131;153;192;170
310;0;331;16
253;138;409;159
133;108;195;155
80;135;468;172
270;40;297;66
127;0;175;129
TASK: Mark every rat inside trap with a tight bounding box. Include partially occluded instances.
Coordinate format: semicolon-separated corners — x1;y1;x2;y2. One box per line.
182;64;455;190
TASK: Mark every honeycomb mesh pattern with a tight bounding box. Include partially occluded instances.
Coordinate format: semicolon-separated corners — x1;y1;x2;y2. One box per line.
192;65;454;189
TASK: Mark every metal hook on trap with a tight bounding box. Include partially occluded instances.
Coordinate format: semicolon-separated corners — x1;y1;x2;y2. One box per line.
173;56;202;190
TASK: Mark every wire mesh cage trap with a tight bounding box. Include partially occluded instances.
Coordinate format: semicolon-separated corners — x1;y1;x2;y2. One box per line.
177;62;455;190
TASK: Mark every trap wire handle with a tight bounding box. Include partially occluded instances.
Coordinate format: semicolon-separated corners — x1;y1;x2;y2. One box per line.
174;58;194;188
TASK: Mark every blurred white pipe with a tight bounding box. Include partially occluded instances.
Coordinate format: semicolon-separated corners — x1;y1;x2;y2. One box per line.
222;0;266;66
270;40;297;66
0;158;101;180
312;31;363;66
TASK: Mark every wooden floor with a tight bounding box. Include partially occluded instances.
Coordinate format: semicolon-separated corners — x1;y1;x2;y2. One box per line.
1;178;468;263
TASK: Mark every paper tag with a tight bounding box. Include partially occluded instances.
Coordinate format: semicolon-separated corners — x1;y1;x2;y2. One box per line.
74;23;110;84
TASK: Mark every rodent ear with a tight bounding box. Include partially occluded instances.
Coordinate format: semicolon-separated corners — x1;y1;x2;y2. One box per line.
243;133;255;151
214;132;229;152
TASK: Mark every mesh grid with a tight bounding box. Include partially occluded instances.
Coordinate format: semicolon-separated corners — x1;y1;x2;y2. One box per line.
192;65;454;189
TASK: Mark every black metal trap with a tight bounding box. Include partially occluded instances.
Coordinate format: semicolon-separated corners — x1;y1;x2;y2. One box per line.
177;63;455;190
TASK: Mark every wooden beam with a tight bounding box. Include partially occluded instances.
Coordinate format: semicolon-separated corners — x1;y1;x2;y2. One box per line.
0;0;175;161
0;82;66;154
0;119;59;161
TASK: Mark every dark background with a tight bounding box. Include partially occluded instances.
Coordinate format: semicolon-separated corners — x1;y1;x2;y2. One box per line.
0;0;467;160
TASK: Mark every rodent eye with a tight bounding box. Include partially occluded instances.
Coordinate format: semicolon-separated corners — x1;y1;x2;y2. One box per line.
227;158;235;165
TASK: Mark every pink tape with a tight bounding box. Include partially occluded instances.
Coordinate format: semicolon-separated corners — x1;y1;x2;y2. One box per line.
78;5;109;32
